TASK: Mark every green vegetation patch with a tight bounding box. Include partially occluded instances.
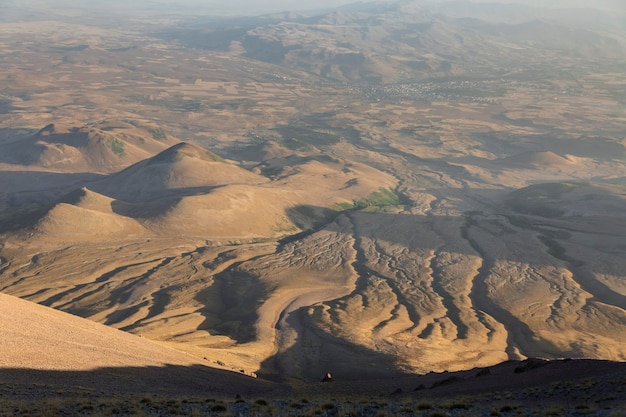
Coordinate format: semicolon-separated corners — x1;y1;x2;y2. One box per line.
110;137;125;156
128;94;202;112
278;137;314;152
201;149;226;163
335;187;406;213
275;125;339;149
363;187;402;207
149;127;167;141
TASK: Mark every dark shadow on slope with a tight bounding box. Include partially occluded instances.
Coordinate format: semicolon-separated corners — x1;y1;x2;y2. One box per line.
0;127;38;144
0;137;48;165
1;360;624;410
257;304;414;383
0;126;93;165
93;175;225;202
195;267;267;344
270;357;626;401
0;364;285;401
108;186;223;218
0;170;104;195
409;358;626;402
111;196;181;219
0;171;105;232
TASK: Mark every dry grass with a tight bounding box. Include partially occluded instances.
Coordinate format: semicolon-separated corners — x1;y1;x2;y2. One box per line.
1;393;624;417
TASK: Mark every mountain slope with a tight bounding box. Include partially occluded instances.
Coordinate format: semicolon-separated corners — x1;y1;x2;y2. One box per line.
166;0;625;82
91;142;267;202
31;187;149;240
0;121;179;174
0;292;207;370
0;291;283;400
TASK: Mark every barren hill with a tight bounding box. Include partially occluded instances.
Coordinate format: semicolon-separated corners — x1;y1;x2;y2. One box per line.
498;151;574;169
164;0;625;82
30;187;149;240
3;140;398;242
91;142;267;202
0;121;178;174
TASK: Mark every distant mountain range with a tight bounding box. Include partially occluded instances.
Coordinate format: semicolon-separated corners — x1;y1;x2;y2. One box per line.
158;0;625;83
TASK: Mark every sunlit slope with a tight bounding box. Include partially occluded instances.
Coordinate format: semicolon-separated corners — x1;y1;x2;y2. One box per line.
0;121;180;230
10;142;397;240
91;142;267;202
30;187;150;240
0;291;281;397
249;183;626;377
0;144;400;375
0;291;216;370
2;182;625;379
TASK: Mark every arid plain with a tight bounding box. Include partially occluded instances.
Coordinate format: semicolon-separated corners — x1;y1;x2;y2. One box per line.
1;0;626;414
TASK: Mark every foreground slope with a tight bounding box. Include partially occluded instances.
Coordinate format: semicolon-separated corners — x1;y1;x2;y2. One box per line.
0;292;281;397
0;292;208;370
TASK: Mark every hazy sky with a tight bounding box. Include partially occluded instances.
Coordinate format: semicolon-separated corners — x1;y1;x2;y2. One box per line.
174;0;624;12
6;0;625;16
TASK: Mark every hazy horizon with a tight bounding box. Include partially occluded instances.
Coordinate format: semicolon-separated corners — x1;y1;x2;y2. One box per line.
3;0;624;16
